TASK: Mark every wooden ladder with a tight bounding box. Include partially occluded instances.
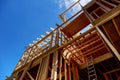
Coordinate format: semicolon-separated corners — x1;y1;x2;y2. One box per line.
86;56;97;80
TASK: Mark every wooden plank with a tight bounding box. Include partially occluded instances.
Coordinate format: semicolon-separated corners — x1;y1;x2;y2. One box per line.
94;0;111;11
68;65;71;80
35;59;42;80
50;51;58;80
13;45;58;75
102;0;117;7
83;43;104;54
80;52;113;69
96;26;120;61
19;62;32;80
76;34;98;48
96;30;110;52
78;39;101;51
62;12;90;38
105;68;120;74
27;72;34;80
59;56;62;80
92;4;120;26
84;46;105;56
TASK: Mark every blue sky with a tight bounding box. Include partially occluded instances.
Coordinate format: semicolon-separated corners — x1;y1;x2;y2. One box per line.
0;0;62;79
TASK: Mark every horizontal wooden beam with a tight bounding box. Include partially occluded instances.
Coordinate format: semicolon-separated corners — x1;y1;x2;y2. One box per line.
105;68;120;74
80;52;113;69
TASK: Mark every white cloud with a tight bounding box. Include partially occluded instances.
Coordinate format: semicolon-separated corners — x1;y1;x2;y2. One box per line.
80;0;92;6
56;0;92;15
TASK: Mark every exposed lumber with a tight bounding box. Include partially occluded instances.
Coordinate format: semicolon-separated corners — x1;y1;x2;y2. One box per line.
19;62;32;80
92;4;120;26
105;68;120;74
84;46;105;56
26;72;34;80
38;56;50;80
64;62;67;80
68;65;71;80
101;0;117;7
50;51;58;80
12;45;58;76
96;27;120;61
35;59;42;80
94;0;111;11
59;56;62;80
80;52;113;69
9;1;120;80
61;12;90;37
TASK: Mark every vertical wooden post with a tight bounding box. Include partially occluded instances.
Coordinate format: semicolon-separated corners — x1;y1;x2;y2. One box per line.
38;56;50;80
51;51;58;80
96;26;120;61
79;3;94;22
50;32;54;47
68;65;71;80
35;59;42;80
71;63;80;80
50;28;59;80
59;56;62;80
38;58;45;79
72;63;75;80
64;62;67;80
54;51;58;80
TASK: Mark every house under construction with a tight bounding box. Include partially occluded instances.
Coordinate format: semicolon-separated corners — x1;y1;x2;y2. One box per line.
8;0;120;80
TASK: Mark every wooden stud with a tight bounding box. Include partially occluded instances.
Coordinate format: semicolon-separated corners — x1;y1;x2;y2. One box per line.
102;0;117;7
19;62;32;80
64;62;67;80
68;65;71;80
37;58;45;79
26;71;34;80
39;56;50;80
105;68;120;74
79;3;93;22
80;52;113;69
35;59;42;80
59;56;62;80
50;52;58;80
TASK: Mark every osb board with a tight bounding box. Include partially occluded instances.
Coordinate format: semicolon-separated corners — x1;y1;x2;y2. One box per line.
61;12;90;38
